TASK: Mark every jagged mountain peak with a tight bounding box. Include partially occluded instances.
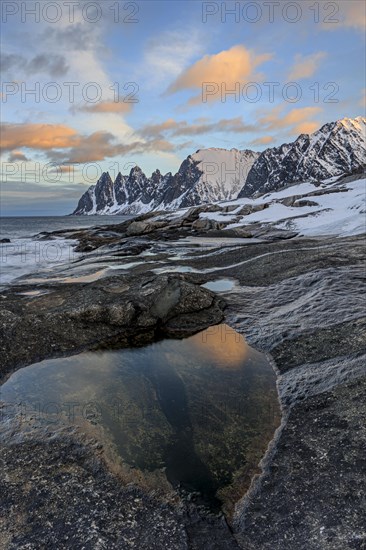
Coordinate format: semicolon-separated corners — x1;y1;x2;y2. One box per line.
338;115;365;128
97;171;113;182
73;116;365;214
239;115;365;197
150;169;163;183
129;165;144;176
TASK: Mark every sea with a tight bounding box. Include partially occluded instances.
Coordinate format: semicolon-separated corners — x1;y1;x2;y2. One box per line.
0;216;130;285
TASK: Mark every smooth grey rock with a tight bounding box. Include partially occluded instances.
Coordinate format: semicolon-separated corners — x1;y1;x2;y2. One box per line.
0;274;225;382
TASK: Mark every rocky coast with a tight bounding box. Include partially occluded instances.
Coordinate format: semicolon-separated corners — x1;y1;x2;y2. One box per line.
1;181;365;549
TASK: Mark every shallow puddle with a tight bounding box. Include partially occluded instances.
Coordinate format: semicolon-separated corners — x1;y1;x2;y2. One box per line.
153;265;200;274
0;324;280;515
16;289;51;297
107;261;146;270
181;237;262;246
201;279;237;292
25;268;107;284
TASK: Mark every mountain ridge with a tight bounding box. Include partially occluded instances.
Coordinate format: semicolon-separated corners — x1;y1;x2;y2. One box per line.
239;116;366;197
73;116;366;215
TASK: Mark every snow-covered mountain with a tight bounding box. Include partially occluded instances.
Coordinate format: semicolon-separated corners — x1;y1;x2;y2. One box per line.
239;116;366;197
73;117;365;215
73;147;259;215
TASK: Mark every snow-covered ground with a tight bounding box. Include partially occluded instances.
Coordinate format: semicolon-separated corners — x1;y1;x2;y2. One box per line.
169;177;365;238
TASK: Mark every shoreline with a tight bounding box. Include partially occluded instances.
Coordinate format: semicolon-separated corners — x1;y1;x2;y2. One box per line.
1;205;365;548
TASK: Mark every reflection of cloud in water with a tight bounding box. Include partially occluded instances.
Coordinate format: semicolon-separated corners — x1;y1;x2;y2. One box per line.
26;269;107;285
1;323;280;514
189;324;249;370
2;351;120;408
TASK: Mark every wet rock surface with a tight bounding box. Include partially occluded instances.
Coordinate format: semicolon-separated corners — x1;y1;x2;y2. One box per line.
0;421;242;550
0;274;225;383
1;206;365;548
0;431;188;550
234;377;366;550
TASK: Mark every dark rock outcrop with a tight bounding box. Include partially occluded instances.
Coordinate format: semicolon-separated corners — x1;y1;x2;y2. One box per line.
0;274;225;381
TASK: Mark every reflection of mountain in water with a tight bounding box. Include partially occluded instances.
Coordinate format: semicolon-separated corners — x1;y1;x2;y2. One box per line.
1;325;280;514
144;353;222;508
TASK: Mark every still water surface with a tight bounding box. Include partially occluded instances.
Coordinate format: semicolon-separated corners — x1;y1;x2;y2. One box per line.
0;324;280;512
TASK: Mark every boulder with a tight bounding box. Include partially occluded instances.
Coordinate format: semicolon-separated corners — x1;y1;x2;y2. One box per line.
280;195;302;207
126;220;168;236
192;218;212;231
0;273;226;380
237;203;269;216
230;228;253;238
280;196;318;207
221;205;239;213
192;218;227;231
179;207;203;225
294;199;319;207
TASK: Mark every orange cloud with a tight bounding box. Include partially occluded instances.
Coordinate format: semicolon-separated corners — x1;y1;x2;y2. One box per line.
166;45;272;105
1;123;78;151
7;150;30;162
288;52;326;80
295;121;321;134
251;135;274;146
0;122;176;164
324;1;366;31
47;133;175;164
344;1;366;29
49;165;77;174
259;106;322;132
281;107;322;127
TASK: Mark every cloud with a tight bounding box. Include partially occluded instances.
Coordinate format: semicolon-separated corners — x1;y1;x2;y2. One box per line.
1;123;79;151
288;52;327;80
0;53;69;77
7;151;30;162
250;136;274;146
49;165;77;174
41;24;97;52
140;117;256;139
174;117;256;136
258;106;322;134
166;45;272;105
28;54;69;77
323;1;366;31
72;100;133;115
44;134;176;164
144;29;204;87
1;122;177;164
295;121;321;134
40;19;115;99
139;110;322;149
140;119;180;139
0;53;24;72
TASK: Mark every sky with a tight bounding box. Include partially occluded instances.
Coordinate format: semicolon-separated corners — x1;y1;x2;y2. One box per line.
1;0;365;215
